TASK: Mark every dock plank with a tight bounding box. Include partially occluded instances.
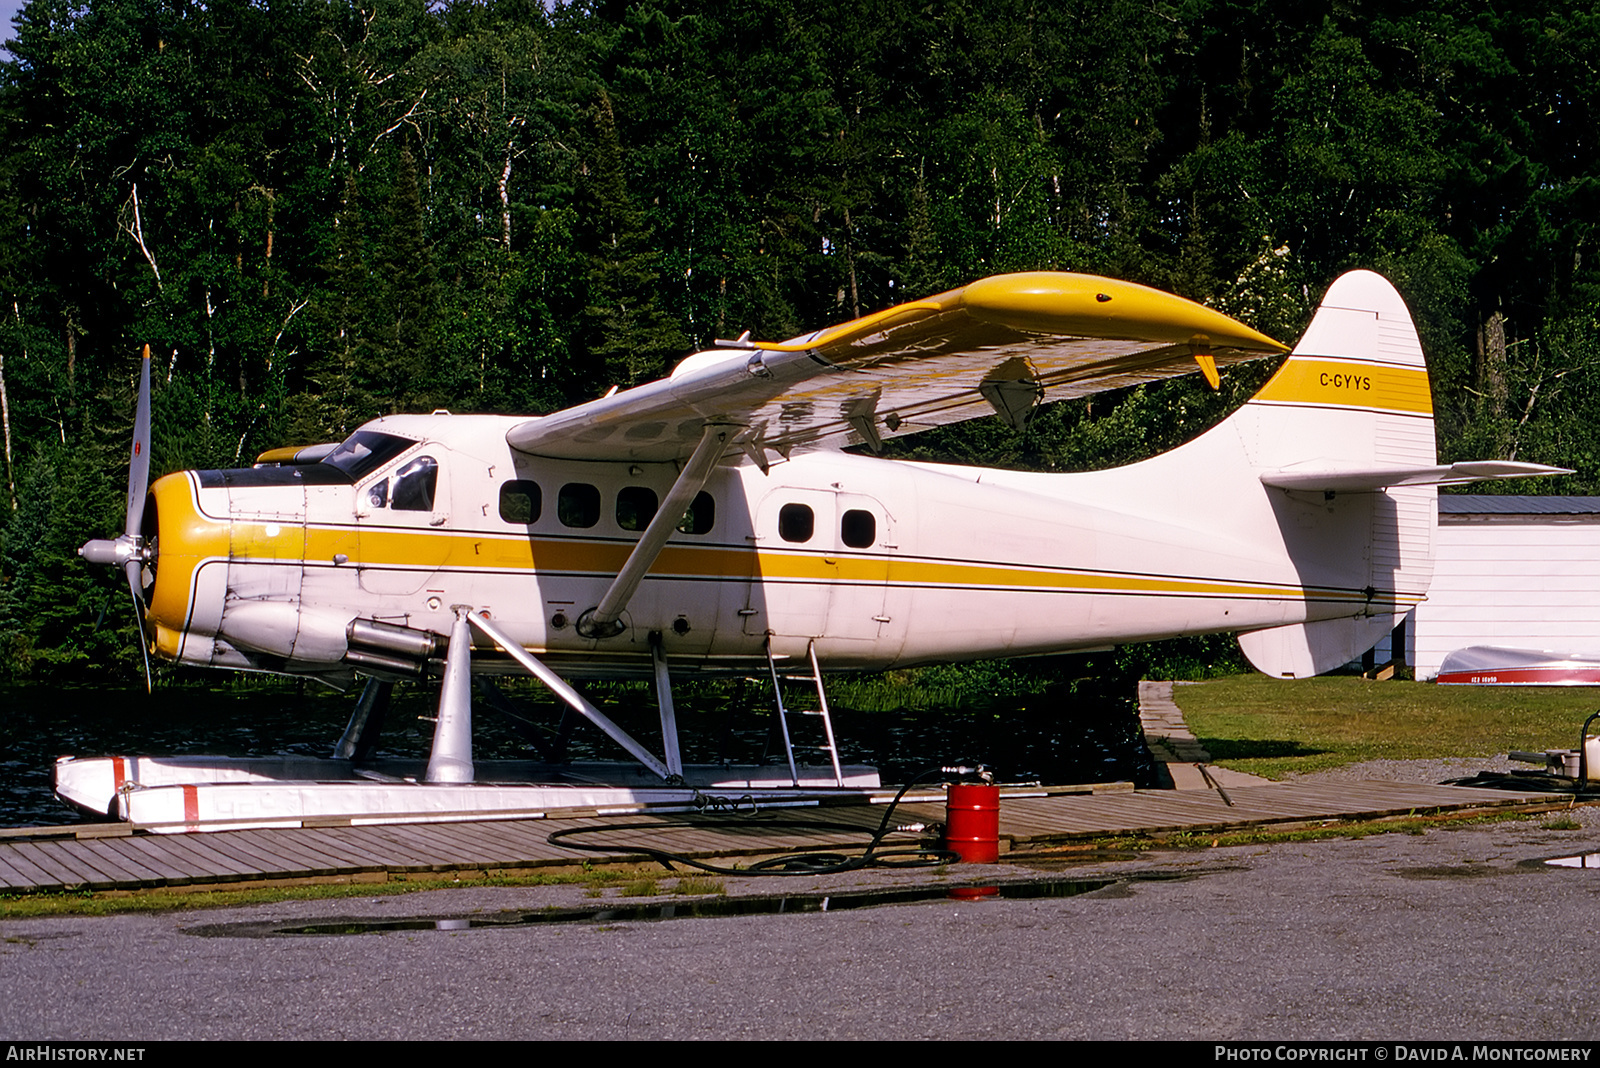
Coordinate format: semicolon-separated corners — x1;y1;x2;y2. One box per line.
473;818;574;848
70;840;166;885
290;827;431;869
0;845;62;888
199;831;341;878
115;836;224;884
134;833;257;881
432;824;561;868
33;841;142;888
7;841;103;888
394;823;524;865
223;829;362;873
177;832;291;878
0;852;43;889
0;780;1566;895
449;820;557;860
368;822;510;865
340;826;464;870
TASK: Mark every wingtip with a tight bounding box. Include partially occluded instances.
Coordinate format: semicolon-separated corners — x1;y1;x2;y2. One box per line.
960;272;1288;353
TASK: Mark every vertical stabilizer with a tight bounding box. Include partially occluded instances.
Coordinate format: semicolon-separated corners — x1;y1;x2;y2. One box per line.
1234;271;1436;677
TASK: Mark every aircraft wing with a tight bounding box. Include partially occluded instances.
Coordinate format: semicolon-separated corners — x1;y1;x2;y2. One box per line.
506;272;1288;463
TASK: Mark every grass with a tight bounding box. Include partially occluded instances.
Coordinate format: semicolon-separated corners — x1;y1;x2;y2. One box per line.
1175;674;1600;779
620;876;660;897
670;876;725;896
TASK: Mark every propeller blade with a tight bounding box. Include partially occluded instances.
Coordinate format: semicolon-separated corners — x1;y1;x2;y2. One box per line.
124;558;153;693
125;344;152;537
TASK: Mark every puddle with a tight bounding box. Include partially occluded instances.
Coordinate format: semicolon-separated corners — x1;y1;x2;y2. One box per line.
1392;864;1505;880
185;877;1124;938
1545;852;1600;868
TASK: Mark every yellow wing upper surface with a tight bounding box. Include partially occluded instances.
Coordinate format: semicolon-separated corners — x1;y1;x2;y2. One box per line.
506;272;1287;462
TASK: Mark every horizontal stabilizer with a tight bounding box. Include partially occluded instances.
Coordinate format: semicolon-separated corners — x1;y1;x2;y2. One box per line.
1260;460;1571;493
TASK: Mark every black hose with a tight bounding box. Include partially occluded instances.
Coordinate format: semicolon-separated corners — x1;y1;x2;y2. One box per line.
546;766;982;876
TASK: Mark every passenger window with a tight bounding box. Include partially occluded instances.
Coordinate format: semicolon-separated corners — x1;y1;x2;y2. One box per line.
616;486;659;532
499;480;541;524
391;456;438;511
558;483;601;528
841;509;876;548
779;503;814;543
677;491;715;535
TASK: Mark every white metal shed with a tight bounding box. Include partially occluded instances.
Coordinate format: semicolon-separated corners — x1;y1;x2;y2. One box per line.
1404;496;1600;680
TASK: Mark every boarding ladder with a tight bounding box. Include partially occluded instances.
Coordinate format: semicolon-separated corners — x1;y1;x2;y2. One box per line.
764;639;845;787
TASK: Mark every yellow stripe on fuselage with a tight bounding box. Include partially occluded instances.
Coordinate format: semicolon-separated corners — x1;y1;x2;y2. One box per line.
300;525;1414;606
1249;357;1432;415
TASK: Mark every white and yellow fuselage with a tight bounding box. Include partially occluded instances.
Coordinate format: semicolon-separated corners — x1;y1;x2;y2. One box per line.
141;277;1442;685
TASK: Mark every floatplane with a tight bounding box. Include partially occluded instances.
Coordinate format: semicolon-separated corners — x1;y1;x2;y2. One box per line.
63;270;1564;830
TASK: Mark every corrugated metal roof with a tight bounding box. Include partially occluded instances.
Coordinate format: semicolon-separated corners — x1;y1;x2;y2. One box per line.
1438;495;1600;515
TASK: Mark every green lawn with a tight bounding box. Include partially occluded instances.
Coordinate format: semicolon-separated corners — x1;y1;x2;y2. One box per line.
1172;675;1600;779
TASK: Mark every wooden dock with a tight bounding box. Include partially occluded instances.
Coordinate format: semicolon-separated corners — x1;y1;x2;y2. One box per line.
0;779;1572;895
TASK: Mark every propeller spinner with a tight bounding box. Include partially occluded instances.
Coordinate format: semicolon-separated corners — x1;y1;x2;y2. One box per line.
79;345;155;690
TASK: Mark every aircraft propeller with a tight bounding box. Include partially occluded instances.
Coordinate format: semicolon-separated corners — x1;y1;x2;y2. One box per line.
79;345;155;691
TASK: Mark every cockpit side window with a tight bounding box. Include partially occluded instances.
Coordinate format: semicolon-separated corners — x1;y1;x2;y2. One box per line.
321;430;417;481
391;456;438;511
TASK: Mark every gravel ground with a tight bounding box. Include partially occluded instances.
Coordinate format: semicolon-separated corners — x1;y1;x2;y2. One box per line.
1287;754;1520;784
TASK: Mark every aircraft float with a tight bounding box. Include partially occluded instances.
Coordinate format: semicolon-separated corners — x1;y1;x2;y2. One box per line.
65;269;1565;828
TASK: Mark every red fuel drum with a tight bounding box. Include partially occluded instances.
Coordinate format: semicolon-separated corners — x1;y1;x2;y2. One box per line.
945;783;1000;863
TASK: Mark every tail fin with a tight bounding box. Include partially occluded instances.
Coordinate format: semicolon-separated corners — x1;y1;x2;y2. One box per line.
1232;271;1565;677
1244;269;1437;479
1234;271;1440;678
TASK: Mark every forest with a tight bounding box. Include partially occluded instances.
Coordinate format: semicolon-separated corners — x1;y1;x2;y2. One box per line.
0;0;1596;681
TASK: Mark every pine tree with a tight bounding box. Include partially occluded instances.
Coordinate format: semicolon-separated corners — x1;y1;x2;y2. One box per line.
578;90;685;390
360;146;443;414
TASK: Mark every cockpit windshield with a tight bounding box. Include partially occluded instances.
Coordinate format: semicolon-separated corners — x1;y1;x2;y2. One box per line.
320;430;418;481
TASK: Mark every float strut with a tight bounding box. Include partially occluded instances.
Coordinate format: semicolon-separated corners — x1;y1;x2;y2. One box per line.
334;678;392;762
425;608;475;784
651;632;684;778
465;611;674;781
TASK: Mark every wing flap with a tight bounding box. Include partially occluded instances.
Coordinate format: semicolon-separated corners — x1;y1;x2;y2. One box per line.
508;272;1287;462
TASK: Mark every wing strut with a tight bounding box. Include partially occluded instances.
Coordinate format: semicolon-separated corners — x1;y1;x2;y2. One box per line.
577;423;731;639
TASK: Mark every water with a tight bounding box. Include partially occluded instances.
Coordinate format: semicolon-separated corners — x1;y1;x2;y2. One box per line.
185;878;1122;938
0;672;1160;827
1546;853;1600;868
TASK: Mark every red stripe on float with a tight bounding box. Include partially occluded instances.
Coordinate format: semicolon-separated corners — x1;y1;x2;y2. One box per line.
1438;668;1600;686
